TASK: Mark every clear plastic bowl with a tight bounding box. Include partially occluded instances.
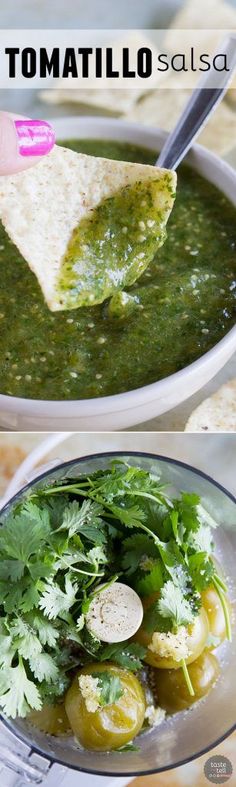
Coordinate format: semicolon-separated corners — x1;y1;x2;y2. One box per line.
0;451;235;778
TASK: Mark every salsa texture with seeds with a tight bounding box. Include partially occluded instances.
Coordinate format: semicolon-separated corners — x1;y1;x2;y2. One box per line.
0;139;235;400
58;176;174;308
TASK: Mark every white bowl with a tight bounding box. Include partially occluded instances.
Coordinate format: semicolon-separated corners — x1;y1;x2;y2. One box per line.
0;116;235;431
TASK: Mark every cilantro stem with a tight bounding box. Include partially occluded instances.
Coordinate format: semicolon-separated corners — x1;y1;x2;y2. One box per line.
213;572;228;594
125;490;172;507
40;484;171;511
59;557;104;578
41;483;90;496
91;573;119;596
181;658;195;697
84;576;99;590
212;576;231;641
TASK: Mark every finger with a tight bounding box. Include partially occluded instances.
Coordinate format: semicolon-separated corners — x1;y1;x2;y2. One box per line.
0;111;55;175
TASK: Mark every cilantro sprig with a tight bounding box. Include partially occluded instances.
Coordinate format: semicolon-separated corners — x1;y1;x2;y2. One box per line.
0;460;230;718
92;670;124;706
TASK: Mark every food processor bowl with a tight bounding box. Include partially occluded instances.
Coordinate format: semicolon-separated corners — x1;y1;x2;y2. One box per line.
0;451;235;778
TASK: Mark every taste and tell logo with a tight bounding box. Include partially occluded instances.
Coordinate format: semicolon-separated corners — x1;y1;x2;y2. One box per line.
204;755;233;784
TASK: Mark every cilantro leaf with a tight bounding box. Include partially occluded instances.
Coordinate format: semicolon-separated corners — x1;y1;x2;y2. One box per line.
0;659;42;718
143;602;172;635
92;671;123;706
188;553;215;591
88;546;108;566
0;559;25;582
89;461;166;505
99;642;146;670
26;614;59;648
57;500;107;545
39;575;78;619
155;538;186;580
158;580;195;627
19;585;39;612
38;673;70;704
76;614;85;632
29;653;59;683
42;495;69;528
0;506;50;564
122;534;157;575
171;492;201;540
169;510;181;545
196;504;219;529
116;743;140;752
107;502;147;529
81;628;101;656
0;577;39;614
9;619;42;660
20;584;40;614
135;561;163;597
181;492;200;507
28;562;54;581
0;630;16;667
188;524;214;555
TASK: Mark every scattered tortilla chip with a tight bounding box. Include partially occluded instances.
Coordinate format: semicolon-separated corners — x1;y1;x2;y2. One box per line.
126;79;236;155
40;87;141;115
165;0;236;33
40;33;161;115
185;380;236;432
164;0;236;91
225;88;236;108
0;145;176;311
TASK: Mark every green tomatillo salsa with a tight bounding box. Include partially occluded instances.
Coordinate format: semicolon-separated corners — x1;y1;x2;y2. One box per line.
0;139;235;400
58;175;174;309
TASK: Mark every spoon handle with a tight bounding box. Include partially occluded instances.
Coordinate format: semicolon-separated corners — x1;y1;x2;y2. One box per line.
157;35;236;170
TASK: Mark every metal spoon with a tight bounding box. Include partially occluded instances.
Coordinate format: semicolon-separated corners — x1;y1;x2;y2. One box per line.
157;35;236;170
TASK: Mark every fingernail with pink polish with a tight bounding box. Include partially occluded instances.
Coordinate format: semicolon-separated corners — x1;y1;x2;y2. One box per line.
15;119;55;157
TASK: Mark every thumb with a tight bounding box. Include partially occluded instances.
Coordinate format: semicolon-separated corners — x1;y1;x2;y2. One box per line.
0;111;55;175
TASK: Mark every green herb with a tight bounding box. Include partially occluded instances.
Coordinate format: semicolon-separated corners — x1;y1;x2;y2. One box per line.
143;602;172;636
39;575;78;620
122;533;158;576
0;460;230;718
188;524;213;555
180;658;195;697
135;561;163;597
188;553;214;591
54;500;107;545
158;581;195;627
212;576;232;641
0;656;42;718
116;743;140;752
92;670;124;706
99;642;146;671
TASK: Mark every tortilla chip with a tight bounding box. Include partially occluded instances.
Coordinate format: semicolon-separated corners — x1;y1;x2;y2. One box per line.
164;0;236;91
185;380;236;432
126;80;236;155
165;0;236;32
40;33;161;115
226;89;236;108
40;88;141;115
0;145;176;311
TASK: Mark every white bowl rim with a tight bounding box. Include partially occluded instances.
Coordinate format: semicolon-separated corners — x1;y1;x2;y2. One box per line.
0;115;235;415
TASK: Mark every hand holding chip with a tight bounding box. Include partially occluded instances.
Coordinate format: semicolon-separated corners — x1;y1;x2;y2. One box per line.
0;111;55;175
